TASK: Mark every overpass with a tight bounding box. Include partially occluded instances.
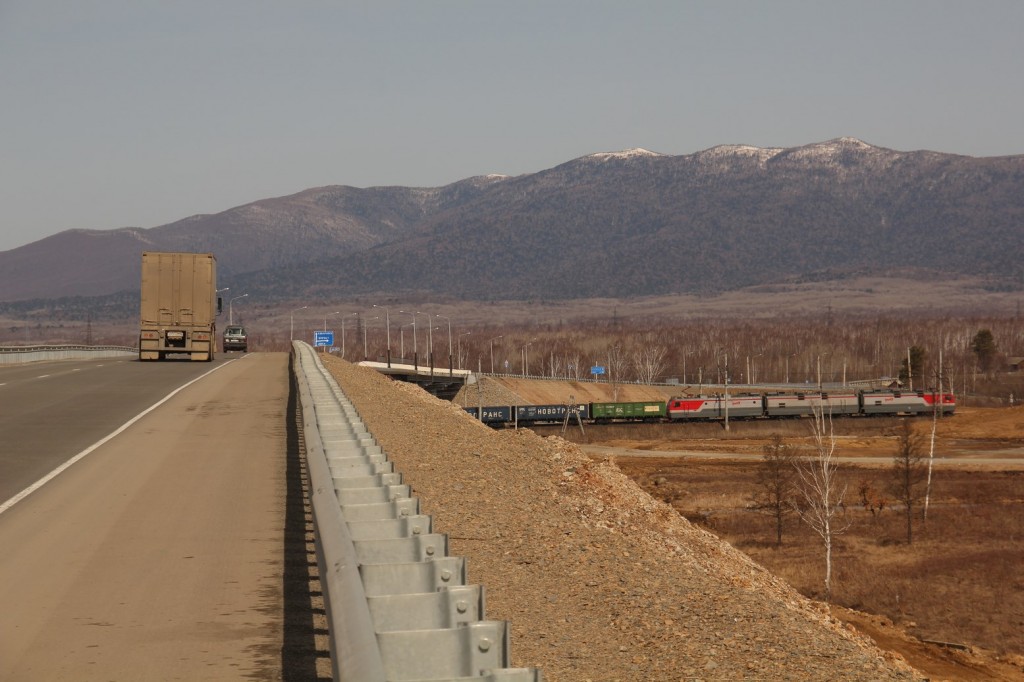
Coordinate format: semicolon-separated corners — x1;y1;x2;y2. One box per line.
356;360;471;400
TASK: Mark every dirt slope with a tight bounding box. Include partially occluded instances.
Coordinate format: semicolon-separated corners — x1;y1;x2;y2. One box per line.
325;357;922;681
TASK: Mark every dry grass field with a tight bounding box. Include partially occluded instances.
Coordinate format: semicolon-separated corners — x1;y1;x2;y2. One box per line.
482;376;1024;681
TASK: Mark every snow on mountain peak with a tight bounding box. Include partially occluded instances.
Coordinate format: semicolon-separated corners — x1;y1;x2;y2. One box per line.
702;144;785;163
586;148;665;161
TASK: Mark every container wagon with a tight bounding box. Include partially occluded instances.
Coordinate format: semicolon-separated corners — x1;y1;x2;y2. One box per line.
138;251;221;362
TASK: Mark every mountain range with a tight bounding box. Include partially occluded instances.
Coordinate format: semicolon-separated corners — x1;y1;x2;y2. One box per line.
2;137;1022;307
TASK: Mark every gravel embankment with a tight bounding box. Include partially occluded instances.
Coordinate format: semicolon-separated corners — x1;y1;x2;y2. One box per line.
322;357;922;681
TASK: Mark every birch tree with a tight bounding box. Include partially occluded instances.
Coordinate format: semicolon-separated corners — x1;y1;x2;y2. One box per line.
564;353;583;381
606;344;627;401
923;356;944;524
793;406;850;602
632;342;668;385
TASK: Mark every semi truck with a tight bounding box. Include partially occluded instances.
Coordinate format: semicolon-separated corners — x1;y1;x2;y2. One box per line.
138;251;222;361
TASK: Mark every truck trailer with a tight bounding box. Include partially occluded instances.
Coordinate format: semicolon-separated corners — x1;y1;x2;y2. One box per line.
138;251;221;361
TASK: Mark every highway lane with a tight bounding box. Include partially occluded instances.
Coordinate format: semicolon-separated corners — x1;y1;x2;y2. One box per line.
0;352;293;680
0;356;238;506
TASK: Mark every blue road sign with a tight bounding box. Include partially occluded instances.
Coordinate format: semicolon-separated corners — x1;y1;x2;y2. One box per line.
591;366;605;375
314;330;334;347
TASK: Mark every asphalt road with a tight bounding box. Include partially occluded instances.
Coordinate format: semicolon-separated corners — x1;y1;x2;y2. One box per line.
0;352;294;680
0;356;238;506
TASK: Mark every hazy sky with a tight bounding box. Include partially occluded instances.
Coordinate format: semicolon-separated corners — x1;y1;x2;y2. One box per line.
3;1;1023;252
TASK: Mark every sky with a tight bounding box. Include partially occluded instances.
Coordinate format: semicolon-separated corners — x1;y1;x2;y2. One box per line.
2;1;1023;252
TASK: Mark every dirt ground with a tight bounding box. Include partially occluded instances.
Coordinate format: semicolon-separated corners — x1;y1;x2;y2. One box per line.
461;377;1024;681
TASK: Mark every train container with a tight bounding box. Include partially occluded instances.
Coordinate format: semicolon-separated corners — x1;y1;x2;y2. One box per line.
464;405;514;424
138;251;221;362
515;403;590;424
589;401;667;422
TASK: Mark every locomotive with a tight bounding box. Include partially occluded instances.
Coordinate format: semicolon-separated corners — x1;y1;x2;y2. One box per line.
464;388;956;427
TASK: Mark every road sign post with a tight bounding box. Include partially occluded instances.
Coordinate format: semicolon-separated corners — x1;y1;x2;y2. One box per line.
314;330;335;348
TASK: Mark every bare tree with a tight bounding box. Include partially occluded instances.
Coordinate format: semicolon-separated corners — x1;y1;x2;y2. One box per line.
606;344;627;401
632;340;668;385
754;434;797;545
891;419;927;544
547;351;563;379
923;354;945;524
564;353;583;381
793;406;850;602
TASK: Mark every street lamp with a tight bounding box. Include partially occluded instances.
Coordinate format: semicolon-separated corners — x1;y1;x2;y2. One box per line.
488;335;503;374
322;311;341;354
399;310;418;369
749;353;763;385
372;304;392;367
717;348;730;432
340;313;359;359
398;323;412;361
522;338;536;377
435;314;453;375
289;305;308;341
363;316;379;360
417;311;435;373
682;350;695;385
228;293;248;325
458;332;471;370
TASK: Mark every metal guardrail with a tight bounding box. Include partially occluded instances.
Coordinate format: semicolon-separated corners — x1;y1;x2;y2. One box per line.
0;344;137;365
292;342;542;682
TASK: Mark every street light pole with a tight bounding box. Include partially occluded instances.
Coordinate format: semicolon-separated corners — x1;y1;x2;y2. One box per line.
363;316;379;360
489;335;503;374
717;349;730;432
522;339;536;377
435;314;453;376
373;305;391;367
458;332;471;370
323;311;340;354
398;323;411;360
417;311;434;375
340;313;359;359
683;350;694;385
724;352;730;432
399;310;418;369
290;305;308;342
228;293;248;325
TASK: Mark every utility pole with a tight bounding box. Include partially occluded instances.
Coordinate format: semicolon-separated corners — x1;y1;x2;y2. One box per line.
719;351;730;432
907;347;913;391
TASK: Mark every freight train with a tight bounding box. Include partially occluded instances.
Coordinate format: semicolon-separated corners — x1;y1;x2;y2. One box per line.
464;388;956;427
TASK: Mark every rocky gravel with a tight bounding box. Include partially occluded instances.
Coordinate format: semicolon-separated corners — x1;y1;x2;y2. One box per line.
322;356;923;681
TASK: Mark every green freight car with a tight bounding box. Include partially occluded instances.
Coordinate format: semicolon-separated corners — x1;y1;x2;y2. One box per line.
589;401;667;422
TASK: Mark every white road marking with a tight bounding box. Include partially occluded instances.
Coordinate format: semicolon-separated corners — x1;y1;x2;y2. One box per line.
0;360;236;515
